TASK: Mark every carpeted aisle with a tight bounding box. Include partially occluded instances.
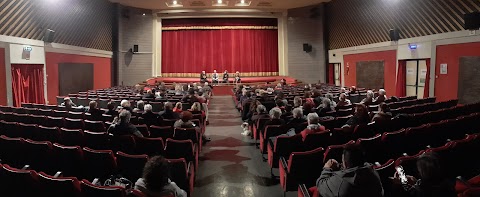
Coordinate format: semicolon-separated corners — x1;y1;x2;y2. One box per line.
193;96;296;197
211;85;235;96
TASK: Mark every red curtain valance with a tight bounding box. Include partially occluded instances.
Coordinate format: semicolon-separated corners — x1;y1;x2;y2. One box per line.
162;18;278;27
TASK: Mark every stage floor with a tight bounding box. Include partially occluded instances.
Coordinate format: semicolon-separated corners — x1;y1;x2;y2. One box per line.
146;76;296;85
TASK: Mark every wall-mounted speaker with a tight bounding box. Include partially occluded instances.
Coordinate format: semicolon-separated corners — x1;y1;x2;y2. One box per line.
43;29;55;43
133;45;139;53
303;43;312;53
464;12;480;30
389;28;400;41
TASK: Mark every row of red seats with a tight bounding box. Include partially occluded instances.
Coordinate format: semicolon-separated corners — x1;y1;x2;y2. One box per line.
0;136;195;196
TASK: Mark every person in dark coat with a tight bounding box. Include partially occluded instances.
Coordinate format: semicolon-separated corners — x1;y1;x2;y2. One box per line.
107;110;143;137
284;107;307;134
223;70;229;83
105;102;119;117
159;102;179;120
87;100;104;121
317;144;384;197
141;104;159;126
371;103;392;123
200;71;207;83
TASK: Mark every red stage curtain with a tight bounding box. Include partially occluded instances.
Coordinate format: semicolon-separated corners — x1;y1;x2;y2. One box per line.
162;29;278;75
11;64;45;107
423;59;430;98
396;61;406;97
163;18;277;27
328;64;334;85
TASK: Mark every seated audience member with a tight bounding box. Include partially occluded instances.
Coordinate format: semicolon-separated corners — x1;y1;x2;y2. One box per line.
371;103;392;123
200;71;207;83
304;92;314;105
246;100;261;123
142;104;159;126
275;99;287;113
159;102;180;120
343;104;370;128
156;91;167;100
392;152;455;197
87;100;103;120
189;102;205;118
325;93;337;108
120;99;132;112
133;100;145;114
374;89;387;103
174;111;197;129
234;71;241;83
250;105;270;125
293;96;303;109
349;86;357;94
143;89;155;99
280;78;287;86
281;105;293;121
361;90;374;106
390;96;400;102
196;92;206;103
223;70;229;83
316;144;384;197
261;107;285;132
257;90;271;103
241;92;254;121
337;93;352;107
60;97;77;110
300;113;326;140
173;102;183;113
275;92;288;106
317;99;334;117
303;102;316;116
312;90;324;107
285;108;307;134
182;89;198;104
105;102;119;117
107;110;143;137
135;156;187;197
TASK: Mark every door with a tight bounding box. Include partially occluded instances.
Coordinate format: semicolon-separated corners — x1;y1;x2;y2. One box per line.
406;60;427;99
334;63;341;86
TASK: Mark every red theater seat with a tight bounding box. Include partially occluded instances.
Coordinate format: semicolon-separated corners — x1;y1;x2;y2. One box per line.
80;179;126;197
0;164;40;197
82;147;117;181
279;147;325;193
115;151;148;181
134;137;165;156
38;172;82;197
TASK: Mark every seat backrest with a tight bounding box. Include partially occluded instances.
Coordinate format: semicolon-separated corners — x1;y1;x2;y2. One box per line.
83;131;109;150
115;151;148;181
134;137;165;156
323;141;355;163
81;179;126;197
356;133;382;162
149;125;173;140
84;120;106;133
394;151;425;178
24;139;54;172
167;158;190;195
174;127;199;143
110;135;136;154
60;128;84;146
165;139;194;161
0;164;40;196
38;172;82;197
82;147;117;180
0;135;25;166
37;125;60;142
65;118;85;130
52;143;84;177
274;134;303;159
303;131;333;151
134;124;150;137
288;147;325;185
46;116;65;128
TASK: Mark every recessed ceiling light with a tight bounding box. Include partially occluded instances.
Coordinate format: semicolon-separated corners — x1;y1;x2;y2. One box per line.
212;0;227;6
142;13;146;16
166;0;183;7
235;0;250;6
240;0;245;3
173;0;177;4
218;0;222;3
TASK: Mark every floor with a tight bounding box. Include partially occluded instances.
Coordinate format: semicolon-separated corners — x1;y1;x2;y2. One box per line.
193;96;297;197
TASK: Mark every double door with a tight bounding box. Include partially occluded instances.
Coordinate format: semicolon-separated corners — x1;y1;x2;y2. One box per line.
406;60;428;99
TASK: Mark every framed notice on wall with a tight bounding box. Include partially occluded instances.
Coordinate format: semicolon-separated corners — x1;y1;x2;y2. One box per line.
440;63;448;74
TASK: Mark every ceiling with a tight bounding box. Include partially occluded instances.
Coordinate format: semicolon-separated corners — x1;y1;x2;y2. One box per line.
109;0;330;10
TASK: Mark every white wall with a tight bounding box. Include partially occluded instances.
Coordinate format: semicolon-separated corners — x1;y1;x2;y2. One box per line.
9;44;45;64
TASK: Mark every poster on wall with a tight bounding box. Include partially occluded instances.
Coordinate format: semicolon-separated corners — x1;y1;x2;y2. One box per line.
407;68;414;75
440;63;448;74
420;69;427;83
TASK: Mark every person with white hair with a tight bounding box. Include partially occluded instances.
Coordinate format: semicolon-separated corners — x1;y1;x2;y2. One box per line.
293;96;303;108
107;110;143;137
317;98;334;116
120;99;132;112
133;100;145;113
212;70;219;85
141;104;159;126
361;90;374;106
60;97;77;110
250;104;270;125
299;113;326;140
159;102;179;120
260;107;285;135
200;71;207;83
337;93;352;107
373;89;387;103
285;107;307;134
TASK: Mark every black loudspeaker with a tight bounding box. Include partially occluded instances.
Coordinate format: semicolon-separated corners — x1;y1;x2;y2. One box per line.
464;12;480;30
303;43;312;53
43;29;55;43
389;29;400;41
133;45;139;53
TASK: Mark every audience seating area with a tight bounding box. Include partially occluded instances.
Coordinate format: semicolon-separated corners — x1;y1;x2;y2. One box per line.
234;83;480;197
0;86;209;197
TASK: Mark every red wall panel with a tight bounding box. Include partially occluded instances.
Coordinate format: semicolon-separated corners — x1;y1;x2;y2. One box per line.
435;42;480;102
0;48;6;105
45;52;111;104
343;50;397;96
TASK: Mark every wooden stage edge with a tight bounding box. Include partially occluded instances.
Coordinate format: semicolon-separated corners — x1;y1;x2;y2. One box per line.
145;76;297;85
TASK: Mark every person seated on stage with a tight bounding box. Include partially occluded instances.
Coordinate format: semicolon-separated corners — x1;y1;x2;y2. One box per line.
105;101;119;117
373;89;387;104
87;100;104;121
234;71;241;83
223;70;229;83
173;102;183;113
159;102;180;120
200;71;207;83
212;70;219;85
60;97;77;111
107;110;143;137
142;104;159;126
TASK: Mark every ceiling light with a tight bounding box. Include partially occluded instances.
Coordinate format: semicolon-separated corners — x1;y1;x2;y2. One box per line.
218;0;223;3
142;13;146;16
240;0;245;3
235;0;250;6
173;0;177;4
166;0;183;7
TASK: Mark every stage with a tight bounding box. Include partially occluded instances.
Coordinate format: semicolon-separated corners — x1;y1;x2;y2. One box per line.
146;76;296;85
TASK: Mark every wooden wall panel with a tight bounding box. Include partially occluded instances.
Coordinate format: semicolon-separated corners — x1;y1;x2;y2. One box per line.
356;61;384;90
326;0;480;50
0;0;113;51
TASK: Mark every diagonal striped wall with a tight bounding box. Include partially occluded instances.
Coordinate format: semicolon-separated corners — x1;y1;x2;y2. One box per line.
0;0;113;51
326;0;480;50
